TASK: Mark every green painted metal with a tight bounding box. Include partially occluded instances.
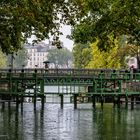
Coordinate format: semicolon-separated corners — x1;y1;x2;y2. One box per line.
0;68;140;98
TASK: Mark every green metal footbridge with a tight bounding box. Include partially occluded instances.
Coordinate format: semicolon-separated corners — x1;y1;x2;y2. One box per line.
0;68;140;108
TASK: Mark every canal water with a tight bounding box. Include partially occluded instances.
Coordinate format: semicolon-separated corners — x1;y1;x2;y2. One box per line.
0;103;140;140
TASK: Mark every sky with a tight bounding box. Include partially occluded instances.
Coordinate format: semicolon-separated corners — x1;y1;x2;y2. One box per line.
28;25;74;51
59;25;74;51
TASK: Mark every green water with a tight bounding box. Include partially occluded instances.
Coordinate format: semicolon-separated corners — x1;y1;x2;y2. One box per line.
0;103;140;140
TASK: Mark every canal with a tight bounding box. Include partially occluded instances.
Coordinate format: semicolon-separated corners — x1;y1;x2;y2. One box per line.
0;103;140;140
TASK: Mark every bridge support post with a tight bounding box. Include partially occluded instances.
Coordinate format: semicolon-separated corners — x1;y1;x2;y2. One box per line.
92;95;96;109
34;69;37;110
131;95;134;110
100;96;104;108
41;96;45;110
33;96;36;110
113;96;117;107
16;96;19;110
8;101;11;110
2;102;5;111
117;96;120;108
60;94;64;109
74;94;77;109
125;96;128;108
21;96;24;110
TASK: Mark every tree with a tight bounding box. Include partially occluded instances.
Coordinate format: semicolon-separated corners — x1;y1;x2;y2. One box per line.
72;43;91;68
86;38;121;69
0;0;80;54
116;44;140;69
71;0;140;50
14;48;28;68
114;35;140;69
0;50;7;68
47;48;73;68
114;35;128;68
7;48;28;68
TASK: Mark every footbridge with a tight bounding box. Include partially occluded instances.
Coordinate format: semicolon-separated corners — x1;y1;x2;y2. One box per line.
0;68;140;108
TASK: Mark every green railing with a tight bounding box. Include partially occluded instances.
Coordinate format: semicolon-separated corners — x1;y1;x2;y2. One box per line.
0;68;140;96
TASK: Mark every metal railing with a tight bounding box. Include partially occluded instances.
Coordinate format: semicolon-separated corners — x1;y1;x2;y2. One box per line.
0;68;132;78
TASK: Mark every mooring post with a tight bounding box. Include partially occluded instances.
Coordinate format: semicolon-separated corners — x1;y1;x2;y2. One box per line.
92;95;96;109
60;94;64;109
131;95;134;110
74;94;77;109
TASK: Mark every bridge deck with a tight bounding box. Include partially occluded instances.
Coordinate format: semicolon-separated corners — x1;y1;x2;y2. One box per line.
0;68;139;97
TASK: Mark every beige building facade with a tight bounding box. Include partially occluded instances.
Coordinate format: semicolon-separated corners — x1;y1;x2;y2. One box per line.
25;43;50;68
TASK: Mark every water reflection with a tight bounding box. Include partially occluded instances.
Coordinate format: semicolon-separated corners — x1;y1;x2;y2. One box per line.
0;103;140;140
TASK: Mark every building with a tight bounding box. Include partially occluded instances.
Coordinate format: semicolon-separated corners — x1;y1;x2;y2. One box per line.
24;42;51;68
128;57;137;69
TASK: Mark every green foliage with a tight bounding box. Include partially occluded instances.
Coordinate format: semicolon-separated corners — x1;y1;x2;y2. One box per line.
116;44;140;69
71;0;140;69
7;48;28;68
72;36;122;69
0;0;79;54
114;35;140;68
72;43;92;68
47;48;73;68
86;38;121;69
71;0;140;49
0;50;7;68
14;48;28;68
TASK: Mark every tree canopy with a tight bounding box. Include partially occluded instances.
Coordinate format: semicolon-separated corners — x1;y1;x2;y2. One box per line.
86;38;121;69
71;0;140;49
0;0;80;54
0;50;7;68
7;47;28;68
15;48;28;68
73;37;121;69
47;47;73;68
72;43;92;68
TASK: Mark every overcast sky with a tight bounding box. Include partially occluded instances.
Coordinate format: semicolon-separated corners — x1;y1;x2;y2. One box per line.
59;25;74;51
28;25;74;51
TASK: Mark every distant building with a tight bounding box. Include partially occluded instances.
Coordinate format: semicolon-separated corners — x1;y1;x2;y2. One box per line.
128;57;137;69
24;42;51;68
